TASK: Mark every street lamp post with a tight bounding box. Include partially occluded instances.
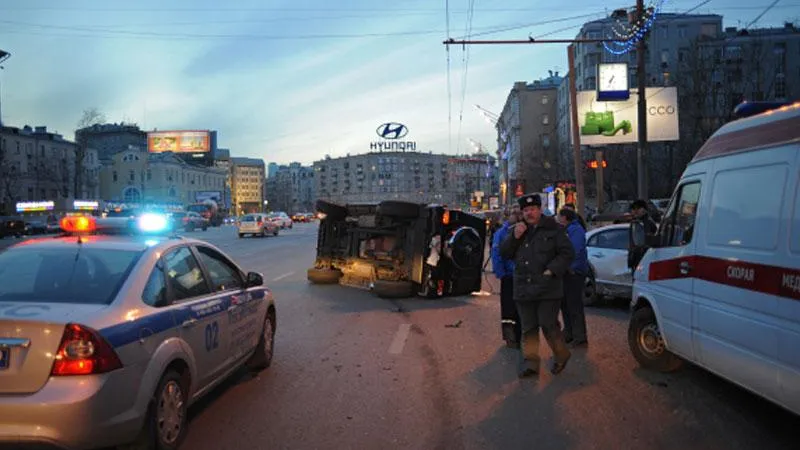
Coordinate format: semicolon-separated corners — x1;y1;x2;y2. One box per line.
0;49;11;127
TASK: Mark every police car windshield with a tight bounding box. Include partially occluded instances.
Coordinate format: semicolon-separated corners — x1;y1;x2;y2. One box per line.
0;247;141;304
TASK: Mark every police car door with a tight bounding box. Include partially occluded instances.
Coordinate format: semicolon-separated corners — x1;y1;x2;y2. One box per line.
193;245;260;365
162;246;227;387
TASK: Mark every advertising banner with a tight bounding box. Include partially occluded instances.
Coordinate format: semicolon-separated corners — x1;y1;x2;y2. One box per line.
147;130;211;154
195;191;223;205
574;87;679;146
16;201;54;213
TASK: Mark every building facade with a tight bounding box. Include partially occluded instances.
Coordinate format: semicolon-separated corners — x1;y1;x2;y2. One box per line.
75;122;148;161
313;151;497;209
496;75;561;205
98;147;227;205
0;125;96;214
230;157;265;215
265;162;315;214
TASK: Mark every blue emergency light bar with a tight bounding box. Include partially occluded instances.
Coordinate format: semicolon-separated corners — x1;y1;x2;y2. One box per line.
60;213;177;236
733;101;794;119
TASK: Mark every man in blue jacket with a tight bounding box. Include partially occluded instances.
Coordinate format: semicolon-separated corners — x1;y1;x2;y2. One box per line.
557;208;589;347
491;206;522;348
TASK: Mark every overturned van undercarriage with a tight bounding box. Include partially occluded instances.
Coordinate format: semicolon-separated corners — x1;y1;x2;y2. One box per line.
307;199;486;299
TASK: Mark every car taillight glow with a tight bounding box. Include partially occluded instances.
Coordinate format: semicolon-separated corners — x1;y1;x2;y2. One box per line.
442;210;450;225
51;323;122;376
257;220;263;226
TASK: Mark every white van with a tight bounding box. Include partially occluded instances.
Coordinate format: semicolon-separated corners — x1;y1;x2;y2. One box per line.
629;102;800;416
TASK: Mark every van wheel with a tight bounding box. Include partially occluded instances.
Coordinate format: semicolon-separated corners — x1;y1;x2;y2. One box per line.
238;233;244;239
273;229;279;236
377;200;420;219
628;307;683;372
307;268;342;284
316;199;348;221
373;280;414;299
583;270;599;306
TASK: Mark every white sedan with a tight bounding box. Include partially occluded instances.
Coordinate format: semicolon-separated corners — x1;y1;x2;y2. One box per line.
584;223;633;305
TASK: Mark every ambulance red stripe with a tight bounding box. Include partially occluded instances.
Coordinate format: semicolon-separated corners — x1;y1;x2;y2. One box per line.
648;255;800;301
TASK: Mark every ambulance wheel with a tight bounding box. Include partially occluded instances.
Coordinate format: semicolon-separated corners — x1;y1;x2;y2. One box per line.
316;199;348;221
307;268;342;284
273;228;279;236
628;307;683;373
377;200;420;219
247;308;276;372
373;280;414;299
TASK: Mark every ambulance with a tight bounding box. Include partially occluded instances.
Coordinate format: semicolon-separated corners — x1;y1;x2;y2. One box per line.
629;101;800;416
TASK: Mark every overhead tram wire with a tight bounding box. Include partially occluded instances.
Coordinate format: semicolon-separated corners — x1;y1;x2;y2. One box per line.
456;0;477;156
446;0;454;154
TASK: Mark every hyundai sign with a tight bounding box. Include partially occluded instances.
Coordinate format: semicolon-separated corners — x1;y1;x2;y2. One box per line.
370;122;417;151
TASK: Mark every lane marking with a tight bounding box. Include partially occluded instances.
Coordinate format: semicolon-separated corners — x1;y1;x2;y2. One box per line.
388;323;412;355
271;272;295;282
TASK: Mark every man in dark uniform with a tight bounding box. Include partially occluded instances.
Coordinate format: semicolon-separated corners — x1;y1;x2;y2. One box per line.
627;199;658;274
501;194;575;378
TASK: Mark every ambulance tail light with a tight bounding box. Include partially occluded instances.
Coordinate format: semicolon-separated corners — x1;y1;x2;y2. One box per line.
51;323;122;376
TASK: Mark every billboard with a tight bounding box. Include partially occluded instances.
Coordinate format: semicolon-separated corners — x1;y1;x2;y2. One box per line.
575;87;679;146
195;191;223;206
147;130;211;154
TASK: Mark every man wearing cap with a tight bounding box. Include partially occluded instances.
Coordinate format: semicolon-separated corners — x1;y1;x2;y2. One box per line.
500;193;575;377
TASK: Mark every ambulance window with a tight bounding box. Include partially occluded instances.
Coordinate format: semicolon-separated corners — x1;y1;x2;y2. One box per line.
708;164;787;250
791;174;800;254
662;182;701;247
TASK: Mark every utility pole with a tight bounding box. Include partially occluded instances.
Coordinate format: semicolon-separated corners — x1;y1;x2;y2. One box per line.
635;0;649;200
444;37;616;217
0;50;11;128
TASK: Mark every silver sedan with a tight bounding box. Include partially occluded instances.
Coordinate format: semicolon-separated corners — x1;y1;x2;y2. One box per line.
0;226;276;449
584;223;633;305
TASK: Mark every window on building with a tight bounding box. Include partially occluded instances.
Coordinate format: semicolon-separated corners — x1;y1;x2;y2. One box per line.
129;170;135;182
541;134;551;148
113;171;118;182
678;26;687;39
661;49;670;63
775;74;787;99
542;114;550;125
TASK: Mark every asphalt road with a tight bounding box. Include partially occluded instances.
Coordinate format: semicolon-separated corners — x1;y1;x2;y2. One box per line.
147;222;799;450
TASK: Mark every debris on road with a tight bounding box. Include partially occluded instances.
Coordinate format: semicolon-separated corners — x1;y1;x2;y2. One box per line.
445;320;463;328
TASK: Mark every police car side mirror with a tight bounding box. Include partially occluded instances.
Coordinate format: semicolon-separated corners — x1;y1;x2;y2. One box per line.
246;271;264;287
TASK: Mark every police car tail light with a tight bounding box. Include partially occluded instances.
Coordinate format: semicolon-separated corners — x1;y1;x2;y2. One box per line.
51;323;122;376
60;216;96;233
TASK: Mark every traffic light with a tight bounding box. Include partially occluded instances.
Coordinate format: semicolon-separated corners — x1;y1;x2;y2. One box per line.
587;159;608;169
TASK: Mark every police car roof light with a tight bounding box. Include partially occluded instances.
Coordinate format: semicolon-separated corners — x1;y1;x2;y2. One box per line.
137;213;170;233
733;101;796;119
60;215;96;233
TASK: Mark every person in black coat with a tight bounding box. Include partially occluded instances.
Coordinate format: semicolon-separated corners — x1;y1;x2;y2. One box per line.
500;193;575;378
627;199;658;273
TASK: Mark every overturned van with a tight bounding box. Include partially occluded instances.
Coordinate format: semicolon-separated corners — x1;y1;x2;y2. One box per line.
307;199;486;299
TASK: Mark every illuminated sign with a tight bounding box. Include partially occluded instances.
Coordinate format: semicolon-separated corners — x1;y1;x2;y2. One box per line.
147;130;211;154
16;201;54;213
73;200;99;211
370;122;416;152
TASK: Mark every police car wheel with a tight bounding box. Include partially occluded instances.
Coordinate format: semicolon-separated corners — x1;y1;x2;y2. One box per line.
247;309;276;371
373;280;414;299
307;268;342;284
628;307;683;373
123;370;188;450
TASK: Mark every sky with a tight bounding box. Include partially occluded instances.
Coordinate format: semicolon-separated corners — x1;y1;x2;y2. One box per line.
0;0;797;165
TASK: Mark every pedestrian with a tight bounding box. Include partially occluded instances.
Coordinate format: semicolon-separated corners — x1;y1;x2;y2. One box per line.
557;208;589;348
491;206;522;348
500;193;575;378
562;203;588;231
627;199;658;275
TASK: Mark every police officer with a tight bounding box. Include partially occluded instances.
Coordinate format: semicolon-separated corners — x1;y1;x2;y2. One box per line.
500;194;575;378
491;206;522;348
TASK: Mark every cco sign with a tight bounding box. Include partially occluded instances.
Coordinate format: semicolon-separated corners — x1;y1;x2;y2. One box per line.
370;122;417;151
574;87;680;146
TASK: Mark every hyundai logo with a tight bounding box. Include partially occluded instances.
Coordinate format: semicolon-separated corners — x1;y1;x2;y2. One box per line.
376;122;409;140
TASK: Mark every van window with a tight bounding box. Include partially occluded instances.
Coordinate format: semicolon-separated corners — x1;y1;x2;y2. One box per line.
660;182;701;247
708;164;787;250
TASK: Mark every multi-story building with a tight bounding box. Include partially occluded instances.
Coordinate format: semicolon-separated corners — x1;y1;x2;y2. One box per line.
230;157;265;215
0;125;97;214
445;153;498;208
313;151;498;208
267;162;279;179
496;75;561;205
98;146;227;205
214;148;233;210
75;122;148;161
265;162;315;214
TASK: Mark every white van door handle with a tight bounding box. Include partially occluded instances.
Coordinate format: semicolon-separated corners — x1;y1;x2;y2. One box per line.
679;261;692;275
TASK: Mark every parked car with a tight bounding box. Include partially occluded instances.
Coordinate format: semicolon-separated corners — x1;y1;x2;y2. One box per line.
268;212;293;229
0;216;25;238
237;213;279;238
628;101;800;416
170;211;208;232
589;200;662;227
584;224;633;305
291;212;309;223
24;220;49;235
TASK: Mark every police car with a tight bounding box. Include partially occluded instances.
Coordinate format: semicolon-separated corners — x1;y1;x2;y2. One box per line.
0;213;276;449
